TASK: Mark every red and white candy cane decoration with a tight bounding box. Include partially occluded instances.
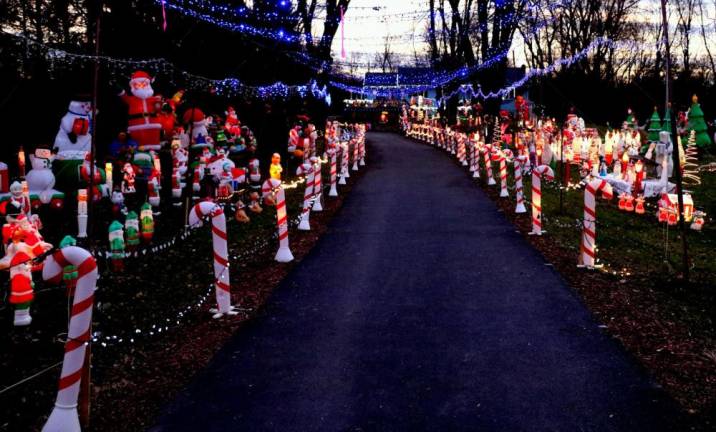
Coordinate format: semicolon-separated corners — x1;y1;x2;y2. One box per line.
339;141;350;184
262;179;294;262
457;135;467;166
497;150;509;197
359;126;366;166
579;178;613;269
328;146;338;197
472;141;482;179
297;162;315;231
352;137;359;171
514;155;527;213
311;156;323;212
189;202;237;318
483;145;496;185
41;246;97;432
529;165;554;236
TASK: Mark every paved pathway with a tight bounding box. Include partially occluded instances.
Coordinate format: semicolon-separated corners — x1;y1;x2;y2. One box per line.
152;132;680;431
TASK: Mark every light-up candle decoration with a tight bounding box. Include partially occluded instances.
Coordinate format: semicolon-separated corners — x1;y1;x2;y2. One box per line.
105;162;113;192
604;131;613;165
77;189;88;238
634;159;644;195
621;152;629;177
18;146;26;178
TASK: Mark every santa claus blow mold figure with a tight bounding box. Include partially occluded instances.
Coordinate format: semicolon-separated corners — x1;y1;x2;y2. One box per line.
182;107;210;148
120;71;163;151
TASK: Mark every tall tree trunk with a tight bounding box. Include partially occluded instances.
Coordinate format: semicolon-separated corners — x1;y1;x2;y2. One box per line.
428;0;439;64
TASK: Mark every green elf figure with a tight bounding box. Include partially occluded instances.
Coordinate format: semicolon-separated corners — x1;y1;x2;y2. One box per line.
108;220;125;272
125;211;140;251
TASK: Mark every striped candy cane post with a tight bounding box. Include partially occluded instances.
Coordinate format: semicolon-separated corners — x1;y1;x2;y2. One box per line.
457;135;467;166
352;136;359;171
472;140;481;178
514;155;527;213
189;201;236;318
529;165;555;236
297;162;315;231
484;145;496;185
468;139;476;172
262;179;294;262
328;146;338;197
579;178;613;269
449;131;457;155
41;246;97;432
359;126;366;166
340;141;350;183
497;151;509;197
311;156;323;211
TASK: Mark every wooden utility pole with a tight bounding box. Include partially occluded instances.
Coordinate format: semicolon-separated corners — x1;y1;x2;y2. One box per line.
660;0;690;281
80;0;102;427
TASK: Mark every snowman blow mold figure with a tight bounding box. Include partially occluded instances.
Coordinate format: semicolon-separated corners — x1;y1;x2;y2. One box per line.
53;96;93;159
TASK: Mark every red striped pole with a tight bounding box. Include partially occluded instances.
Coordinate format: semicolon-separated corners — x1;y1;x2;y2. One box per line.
339;141;349;184
328;146;338;197
41;247;97;432
352;137;359;171
514;155;527;213
262;179;293;262
189;202;236;318
297;162;315;231
472;139;481;179
457;134;467;166
484;145;496;185
311;156;323;211
579;178;613;268
497;151;509;197
529;165;555;236
359;124;366;166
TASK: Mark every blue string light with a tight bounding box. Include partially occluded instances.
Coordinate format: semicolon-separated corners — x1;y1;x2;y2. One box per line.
4;31;331;103
435;37;634;103
157;0;302;43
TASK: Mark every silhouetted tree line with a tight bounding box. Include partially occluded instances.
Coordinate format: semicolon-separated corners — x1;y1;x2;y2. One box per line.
0;0;351;161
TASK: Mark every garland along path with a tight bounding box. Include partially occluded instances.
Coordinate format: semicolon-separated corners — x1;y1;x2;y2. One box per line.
151;132;682;431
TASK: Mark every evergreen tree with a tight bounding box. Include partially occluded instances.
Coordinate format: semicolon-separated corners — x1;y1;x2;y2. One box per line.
683;130;701;186
662;104;673;134
625;108;636;129
687;95;712;149
647;107;661;142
